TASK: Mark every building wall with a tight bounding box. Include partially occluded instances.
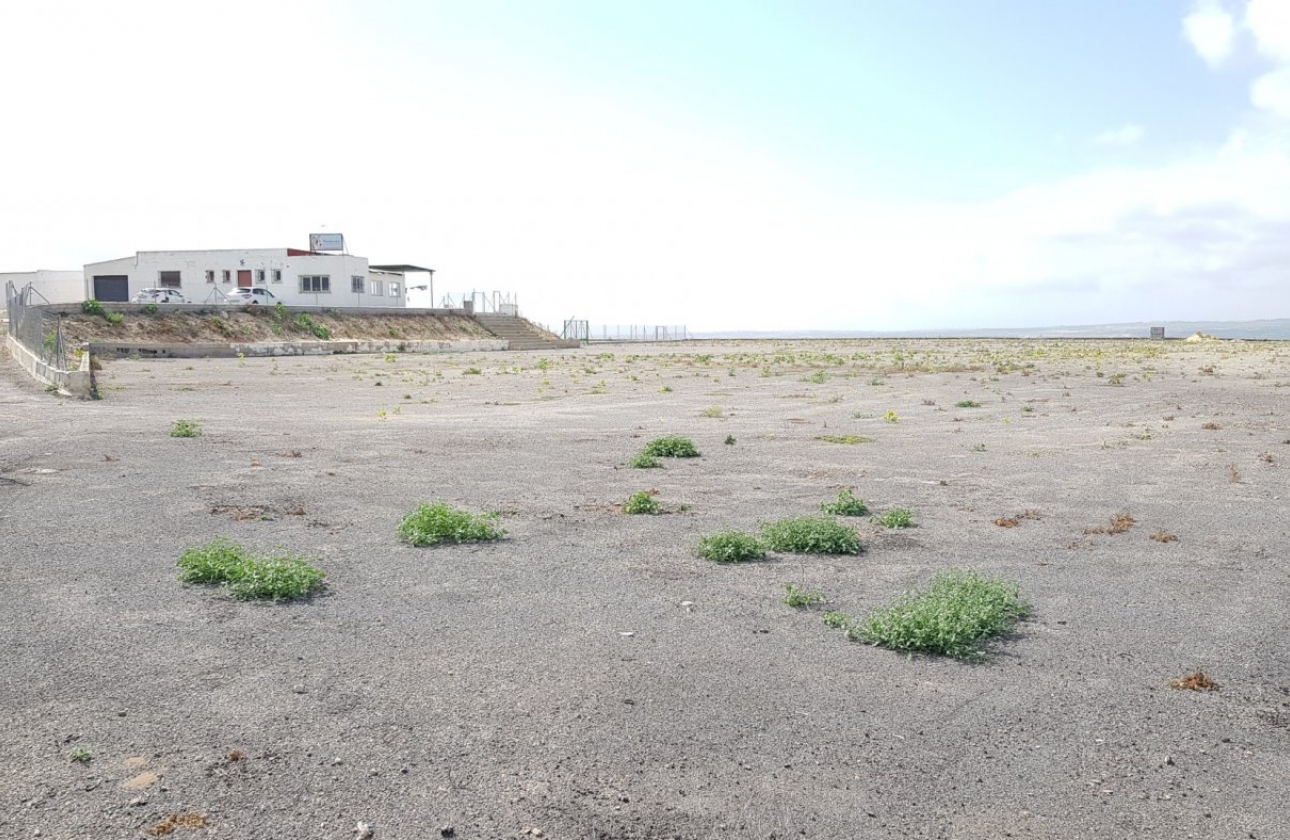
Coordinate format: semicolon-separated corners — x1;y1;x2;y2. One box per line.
82;249;408;307
0;270;85;304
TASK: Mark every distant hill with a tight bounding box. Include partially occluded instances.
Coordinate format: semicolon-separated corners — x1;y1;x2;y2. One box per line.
694;318;1290;341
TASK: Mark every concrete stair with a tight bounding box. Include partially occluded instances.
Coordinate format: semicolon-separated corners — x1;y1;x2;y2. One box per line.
471;314;580;351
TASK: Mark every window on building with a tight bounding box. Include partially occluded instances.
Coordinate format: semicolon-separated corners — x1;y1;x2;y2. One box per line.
272;269;283;284
300;275;330;293
255;269;266;284
370;279;383;296
351;275;364;293
390;282;400;297
159;270;181;288
222;270;232;284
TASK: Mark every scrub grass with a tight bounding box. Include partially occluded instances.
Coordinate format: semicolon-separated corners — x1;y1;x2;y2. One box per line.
821;489;869;517
760;517;862;555
398;501;507;546
177;538;326;601
849;569;1029;660
170;419;201;438
874;507;914;528
642;436;701;458
622;490;661;515
783;584;825;608
696;531;766;563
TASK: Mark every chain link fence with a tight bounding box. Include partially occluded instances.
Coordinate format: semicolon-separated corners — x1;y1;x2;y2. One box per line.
5;281;67;369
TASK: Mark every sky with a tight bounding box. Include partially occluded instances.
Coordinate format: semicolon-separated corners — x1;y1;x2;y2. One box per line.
2;0;1289;332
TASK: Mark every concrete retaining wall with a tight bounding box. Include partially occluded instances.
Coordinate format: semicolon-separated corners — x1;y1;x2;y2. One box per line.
87;339;508;359
5;333;95;398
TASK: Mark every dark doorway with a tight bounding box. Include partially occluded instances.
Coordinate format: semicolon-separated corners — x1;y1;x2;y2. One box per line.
237;270;252;287
92;275;129;302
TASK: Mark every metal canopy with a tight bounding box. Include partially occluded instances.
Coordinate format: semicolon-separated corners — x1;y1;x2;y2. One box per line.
370;264;434;273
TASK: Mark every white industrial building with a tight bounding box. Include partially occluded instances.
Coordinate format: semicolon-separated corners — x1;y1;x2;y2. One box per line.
82;247;408;307
0;270;85;304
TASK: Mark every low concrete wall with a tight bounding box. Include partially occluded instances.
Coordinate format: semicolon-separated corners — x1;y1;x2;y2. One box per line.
5;333;95;398
87;339;508;359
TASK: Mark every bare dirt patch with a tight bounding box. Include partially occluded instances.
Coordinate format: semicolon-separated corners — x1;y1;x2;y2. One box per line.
3;337;1289;839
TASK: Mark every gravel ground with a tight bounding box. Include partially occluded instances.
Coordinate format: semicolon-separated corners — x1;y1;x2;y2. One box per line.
2;338;1289;840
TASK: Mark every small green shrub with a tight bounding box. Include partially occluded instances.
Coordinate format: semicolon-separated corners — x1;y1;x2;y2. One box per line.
398;501;506;546
696;531;766;563
628;452;660;469
783;583;825;608
823;611;850;629
69;748;93;763
291;312;330;339
821;489;869;517
642;436;700;458
849;569;1030;659
177;538;326;601
956;400;982;408
875;508;914;528
142;303;160;315
170;419;201;438
760;517;862;555
623;490;661;515
81;299;105;316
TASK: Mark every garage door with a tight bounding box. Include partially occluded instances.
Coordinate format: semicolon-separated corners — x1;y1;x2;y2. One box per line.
93;275;129;302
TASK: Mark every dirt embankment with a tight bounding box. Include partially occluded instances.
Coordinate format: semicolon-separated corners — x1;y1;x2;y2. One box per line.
56;308;492;345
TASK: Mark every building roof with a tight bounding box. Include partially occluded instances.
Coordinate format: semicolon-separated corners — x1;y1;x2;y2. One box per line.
370;264;434;273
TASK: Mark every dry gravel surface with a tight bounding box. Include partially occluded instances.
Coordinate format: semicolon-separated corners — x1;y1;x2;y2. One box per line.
2;338;1290;840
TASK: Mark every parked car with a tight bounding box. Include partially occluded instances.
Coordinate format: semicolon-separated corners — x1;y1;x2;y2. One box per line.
225;287;277;305
132;288;187;304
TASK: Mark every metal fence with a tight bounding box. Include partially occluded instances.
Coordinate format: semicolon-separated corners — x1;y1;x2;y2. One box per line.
438;290;519;315
4;281;67;369
584;324;690;342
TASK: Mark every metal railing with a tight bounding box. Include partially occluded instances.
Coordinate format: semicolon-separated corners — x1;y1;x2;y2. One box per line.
439;291;519;314
562;319;589;341
585;324;690;342
5;281;68;369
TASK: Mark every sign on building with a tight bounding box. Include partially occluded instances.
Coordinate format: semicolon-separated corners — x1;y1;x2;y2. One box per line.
309;233;345;252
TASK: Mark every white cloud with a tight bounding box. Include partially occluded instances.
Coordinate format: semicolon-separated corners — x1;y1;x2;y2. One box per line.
1246;0;1290;62
1251;65;1290;116
1093;123;1145;146
1184;1;1238;66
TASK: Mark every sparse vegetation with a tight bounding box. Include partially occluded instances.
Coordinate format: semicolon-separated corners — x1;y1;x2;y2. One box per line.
170;419;201;438
783;583;825;608
642;436;700;458
760;517;862;555
177;538;326;601
1170;670;1218;691
628;452;661;469
622;490;661;515
820;489;869;517
696;531;766;563
397;501;507;546
1084;512;1136;535
849;569;1030;660
874;508;914;528
815;434;874;445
